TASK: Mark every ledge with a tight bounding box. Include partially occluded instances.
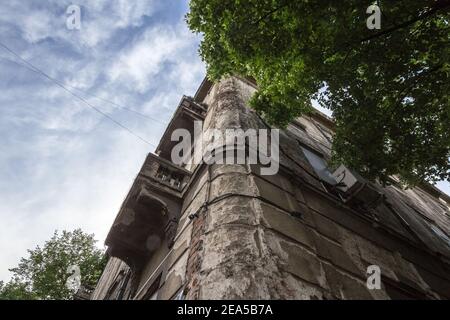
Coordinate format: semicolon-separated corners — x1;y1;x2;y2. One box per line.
105;154;190;272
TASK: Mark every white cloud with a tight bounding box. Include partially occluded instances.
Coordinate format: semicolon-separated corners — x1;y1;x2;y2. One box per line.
21;10;55;43
0;0;205;282
109;22;200;93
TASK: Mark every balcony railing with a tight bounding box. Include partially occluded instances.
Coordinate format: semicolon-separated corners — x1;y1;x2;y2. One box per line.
105;153;190;273
140;153;191;192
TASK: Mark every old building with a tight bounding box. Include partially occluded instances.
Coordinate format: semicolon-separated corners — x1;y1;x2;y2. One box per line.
91;76;450;300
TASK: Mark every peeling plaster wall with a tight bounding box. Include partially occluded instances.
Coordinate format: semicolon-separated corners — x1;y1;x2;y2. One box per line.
93;76;450;300
181;77;450;300
91;257;129;300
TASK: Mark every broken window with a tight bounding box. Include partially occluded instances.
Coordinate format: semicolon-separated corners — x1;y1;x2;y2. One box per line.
430;224;450;247
299;145;337;185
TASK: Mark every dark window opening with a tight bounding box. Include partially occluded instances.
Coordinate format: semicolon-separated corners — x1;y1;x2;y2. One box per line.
299;144;337;186
142;274;162;300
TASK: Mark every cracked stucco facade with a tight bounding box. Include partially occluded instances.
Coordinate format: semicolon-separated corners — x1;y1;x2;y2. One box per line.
92;77;450;300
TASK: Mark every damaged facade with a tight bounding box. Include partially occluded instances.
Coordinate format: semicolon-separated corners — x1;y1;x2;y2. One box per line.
91;77;450;300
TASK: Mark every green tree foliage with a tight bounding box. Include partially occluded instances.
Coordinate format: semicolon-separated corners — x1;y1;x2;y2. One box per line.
187;0;450;185
0;229;106;300
0;279;38;300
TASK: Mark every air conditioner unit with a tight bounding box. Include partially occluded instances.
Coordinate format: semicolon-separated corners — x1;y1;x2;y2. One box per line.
332;164;383;208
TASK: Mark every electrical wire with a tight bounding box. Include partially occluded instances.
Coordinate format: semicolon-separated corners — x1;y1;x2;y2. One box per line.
1;54;169;129
0;41;158;148
66;85;168;126
1;55;168;126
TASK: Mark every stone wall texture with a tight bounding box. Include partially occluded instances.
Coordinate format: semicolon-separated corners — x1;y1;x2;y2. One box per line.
92;77;450;300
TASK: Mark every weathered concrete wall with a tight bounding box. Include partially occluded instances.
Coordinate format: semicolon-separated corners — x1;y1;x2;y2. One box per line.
156;169;208;300
91;257;129;300
93;76;450;300
180;77;450;300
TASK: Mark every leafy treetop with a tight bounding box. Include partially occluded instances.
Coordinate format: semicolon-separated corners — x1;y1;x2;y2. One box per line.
187;0;450;185
0;229;106;300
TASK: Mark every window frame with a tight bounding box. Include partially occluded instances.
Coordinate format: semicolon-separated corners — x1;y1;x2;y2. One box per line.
298;142;337;186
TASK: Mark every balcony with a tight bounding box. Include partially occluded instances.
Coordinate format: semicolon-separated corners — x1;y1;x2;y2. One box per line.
105;154;191;272
140;153;191;192
156;96;207;161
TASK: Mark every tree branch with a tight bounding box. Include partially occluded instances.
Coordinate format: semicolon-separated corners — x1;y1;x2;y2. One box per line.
395;64;444;108
251;3;290;26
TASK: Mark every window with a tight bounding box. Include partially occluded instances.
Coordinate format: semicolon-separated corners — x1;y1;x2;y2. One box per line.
142;274;162;300
173;287;185;300
148;291;158;300
438;197;450;217
116;271;131;300
430;224;450;247
299;145;337;185
104;270;125;300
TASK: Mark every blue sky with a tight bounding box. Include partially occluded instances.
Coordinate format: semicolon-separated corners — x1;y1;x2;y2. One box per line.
0;0;205;282
0;1;449;283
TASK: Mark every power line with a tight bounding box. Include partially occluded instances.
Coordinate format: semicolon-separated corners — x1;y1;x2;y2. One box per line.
1;54;168;126
0;41;158;148
66;85;168;126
